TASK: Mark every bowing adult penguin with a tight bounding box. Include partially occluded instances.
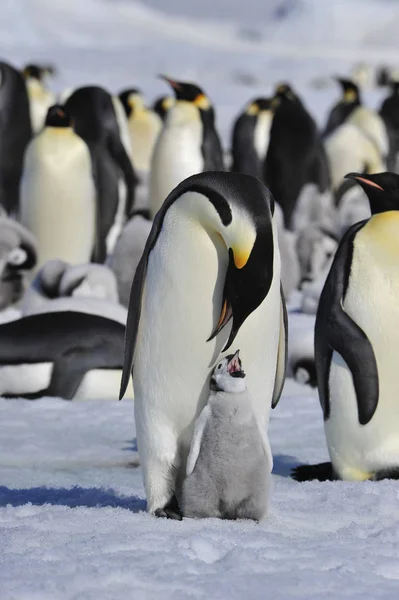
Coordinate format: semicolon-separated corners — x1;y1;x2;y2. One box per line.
264;83;330;230
120;171;287;519
231;97;275;179
148;76;224;218
64;86;138;262
22;63;56;135
0;61;32;215
20;105;96;270
293;171;399;482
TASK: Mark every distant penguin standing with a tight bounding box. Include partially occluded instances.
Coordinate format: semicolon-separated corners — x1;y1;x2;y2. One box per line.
293;171;399;483
148;76;224;218
64;86;138;262
119;89;162;173
0;61;32;215
20;105;96;270
182;350;271;521
152;95;175;122
264;83;330;230
119;171;287;518
379;81;399;172
231;97;275;179
22;63;56;135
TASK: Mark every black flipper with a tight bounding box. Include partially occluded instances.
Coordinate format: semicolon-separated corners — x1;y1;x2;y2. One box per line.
107;130;138;218
230;113;261;178
201;110;224;171
291;462;334;482
315;219;379;425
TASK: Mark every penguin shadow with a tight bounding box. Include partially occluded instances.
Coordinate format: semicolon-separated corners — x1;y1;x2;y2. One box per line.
272;454;301;478
0;485;147;513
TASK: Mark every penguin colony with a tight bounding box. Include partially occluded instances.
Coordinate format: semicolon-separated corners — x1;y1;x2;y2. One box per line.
1;56;399;519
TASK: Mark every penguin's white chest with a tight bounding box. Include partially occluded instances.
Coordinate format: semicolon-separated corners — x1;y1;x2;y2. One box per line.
326;215;399;478
129;110;162;172
254;111;272;162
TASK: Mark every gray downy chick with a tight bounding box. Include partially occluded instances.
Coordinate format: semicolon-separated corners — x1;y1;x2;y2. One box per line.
182;350;272;521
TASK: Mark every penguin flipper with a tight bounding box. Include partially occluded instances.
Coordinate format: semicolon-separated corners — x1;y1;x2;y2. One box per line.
107;131;138;217
231;114;260;177
186;404;211;477
315;220;379;425
201;119;225;171
271;284;288;409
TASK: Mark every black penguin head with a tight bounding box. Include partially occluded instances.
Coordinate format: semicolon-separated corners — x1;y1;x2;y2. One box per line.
119;88;142;116
246;97;274;115
23;63;55;81
335;77;361;104
274;83;297;101
159;75;211;111
45;105;71;128
345;172;399;214
152;95;175;121
389;80;399;95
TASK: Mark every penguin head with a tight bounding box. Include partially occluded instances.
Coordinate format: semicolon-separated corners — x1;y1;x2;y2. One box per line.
45;105;71;128
159;75;212;111
119;88;144;116
23;63;55;82
345;172;399;214
273;83;298;102
335;77;361;104
152;95;175;121
246;97;275;116
210;350;246;394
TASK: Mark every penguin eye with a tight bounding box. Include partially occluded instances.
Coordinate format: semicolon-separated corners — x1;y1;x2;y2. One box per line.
218;364;222;369
7;248;27;266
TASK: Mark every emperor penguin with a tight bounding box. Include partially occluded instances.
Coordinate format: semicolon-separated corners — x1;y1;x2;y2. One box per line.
64;86;138;262
0;61;32;215
230;97;275;179
22;63;56;135
379;81;399;172
293;171;399;483
119;171;287;519
152;95;175;122
148;76;224;218
119;89;162;173
20;105;96;270
264;83;330;230
182;350;271;521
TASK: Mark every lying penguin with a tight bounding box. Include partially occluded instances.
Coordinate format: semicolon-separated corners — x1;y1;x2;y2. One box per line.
182;351;271;521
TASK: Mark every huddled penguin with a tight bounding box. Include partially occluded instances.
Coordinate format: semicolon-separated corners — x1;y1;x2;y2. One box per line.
20;105;96;270
379;80;399;172
119;88;162;173
0;310;133;400
22;63;56;135
119;171;287;518
264;83;330;230
0;217;37;310
182;350;271;521
0;61;32;215
148;76;224;218
152;95;175;122
230;97;275;179
106;209;152;307
293;171;399;482
64;86;138;262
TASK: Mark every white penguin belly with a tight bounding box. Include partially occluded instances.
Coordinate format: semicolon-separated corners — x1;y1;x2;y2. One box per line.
0;363;53;396
149;123;203;216
254;111;272;162
74;369;134;401
326;217;399;479
129;111;162;172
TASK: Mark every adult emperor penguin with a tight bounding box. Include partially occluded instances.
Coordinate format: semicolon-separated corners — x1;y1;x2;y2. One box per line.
264;83;330;230
120;171;287;518
182;351;271;521
20;105;96;270
64;86;138;262
119;88;162;173
0;61;32;215
230;97;275;179
293;171;399;482
148;76;224;218
22;63;56;135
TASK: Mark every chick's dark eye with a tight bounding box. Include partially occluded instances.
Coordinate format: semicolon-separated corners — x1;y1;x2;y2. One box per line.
218;365;222;369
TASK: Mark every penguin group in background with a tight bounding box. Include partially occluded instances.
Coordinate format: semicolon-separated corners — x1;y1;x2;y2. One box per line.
119;88;162;173
231;97;276;179
120;171;287;518
64;86;138;261
149;76;224;218
152;95;174;122
182;350;271;521
22;63;56;134
264;83;330;230
20;105;97;270
0;61;32;215
294;171;399;482
379;81;399;172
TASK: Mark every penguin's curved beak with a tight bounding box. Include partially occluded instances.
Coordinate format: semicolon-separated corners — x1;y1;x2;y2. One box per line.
344;172;384;191
159;75;182;91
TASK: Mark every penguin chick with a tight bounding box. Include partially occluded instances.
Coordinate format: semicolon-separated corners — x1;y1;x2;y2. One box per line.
182;350;271;521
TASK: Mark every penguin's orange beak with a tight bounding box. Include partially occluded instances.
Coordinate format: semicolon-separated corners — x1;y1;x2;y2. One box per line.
345;173;384;191
159;75;182;91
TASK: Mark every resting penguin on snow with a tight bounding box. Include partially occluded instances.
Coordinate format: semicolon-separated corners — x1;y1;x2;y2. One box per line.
20;105;96;270
230;97;275;179
22;63;56;135
293;171;399;482
119;171;287;519
64;86;138;262
182;350;271;521
264;83;330;230
149;76;224;218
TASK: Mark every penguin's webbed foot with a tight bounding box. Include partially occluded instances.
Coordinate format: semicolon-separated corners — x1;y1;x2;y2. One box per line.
154;495;183;521
291;461;334;482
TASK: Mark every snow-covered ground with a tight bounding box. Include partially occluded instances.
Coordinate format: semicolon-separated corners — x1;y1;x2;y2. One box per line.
2;1;399;598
